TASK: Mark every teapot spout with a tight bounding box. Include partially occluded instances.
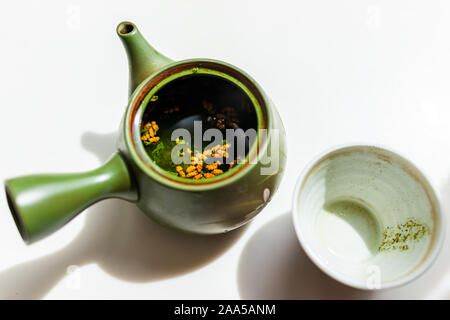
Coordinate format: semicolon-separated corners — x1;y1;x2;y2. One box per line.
117;21;173;96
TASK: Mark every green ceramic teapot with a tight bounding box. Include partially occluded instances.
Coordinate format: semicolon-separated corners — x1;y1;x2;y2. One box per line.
4;22;287;244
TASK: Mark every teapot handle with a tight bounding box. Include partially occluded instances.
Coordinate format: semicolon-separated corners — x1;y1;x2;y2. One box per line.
4;152;137;244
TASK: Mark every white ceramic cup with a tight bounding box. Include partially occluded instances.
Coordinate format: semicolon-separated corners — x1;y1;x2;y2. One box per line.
292;144;445;290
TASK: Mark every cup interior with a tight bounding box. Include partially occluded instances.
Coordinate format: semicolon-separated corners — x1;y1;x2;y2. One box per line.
293;145;444;289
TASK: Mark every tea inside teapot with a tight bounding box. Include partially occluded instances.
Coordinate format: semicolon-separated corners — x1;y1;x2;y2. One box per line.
139;73;258;181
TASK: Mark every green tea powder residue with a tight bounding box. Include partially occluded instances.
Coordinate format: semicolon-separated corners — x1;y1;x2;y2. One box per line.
378;218;430;252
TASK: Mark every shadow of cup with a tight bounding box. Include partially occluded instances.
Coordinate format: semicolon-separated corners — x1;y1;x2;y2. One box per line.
0;131;245;299
238;209;450;299
237;212;372;299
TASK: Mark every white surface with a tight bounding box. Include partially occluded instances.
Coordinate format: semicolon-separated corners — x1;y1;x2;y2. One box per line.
1;0;450;299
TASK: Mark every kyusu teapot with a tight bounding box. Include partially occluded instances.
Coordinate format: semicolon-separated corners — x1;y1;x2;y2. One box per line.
4;22;286;243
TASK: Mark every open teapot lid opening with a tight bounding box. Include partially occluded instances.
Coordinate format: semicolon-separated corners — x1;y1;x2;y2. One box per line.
135;68;263;184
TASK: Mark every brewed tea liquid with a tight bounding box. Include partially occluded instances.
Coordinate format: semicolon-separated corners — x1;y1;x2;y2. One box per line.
141;74;258;177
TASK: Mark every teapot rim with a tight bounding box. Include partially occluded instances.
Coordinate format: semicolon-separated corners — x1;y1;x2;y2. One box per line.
122;58;275;191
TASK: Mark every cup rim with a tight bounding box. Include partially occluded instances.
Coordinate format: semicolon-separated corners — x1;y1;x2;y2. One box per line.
291;142;446;290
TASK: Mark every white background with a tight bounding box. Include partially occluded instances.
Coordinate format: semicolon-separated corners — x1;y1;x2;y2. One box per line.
1;0;450;299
